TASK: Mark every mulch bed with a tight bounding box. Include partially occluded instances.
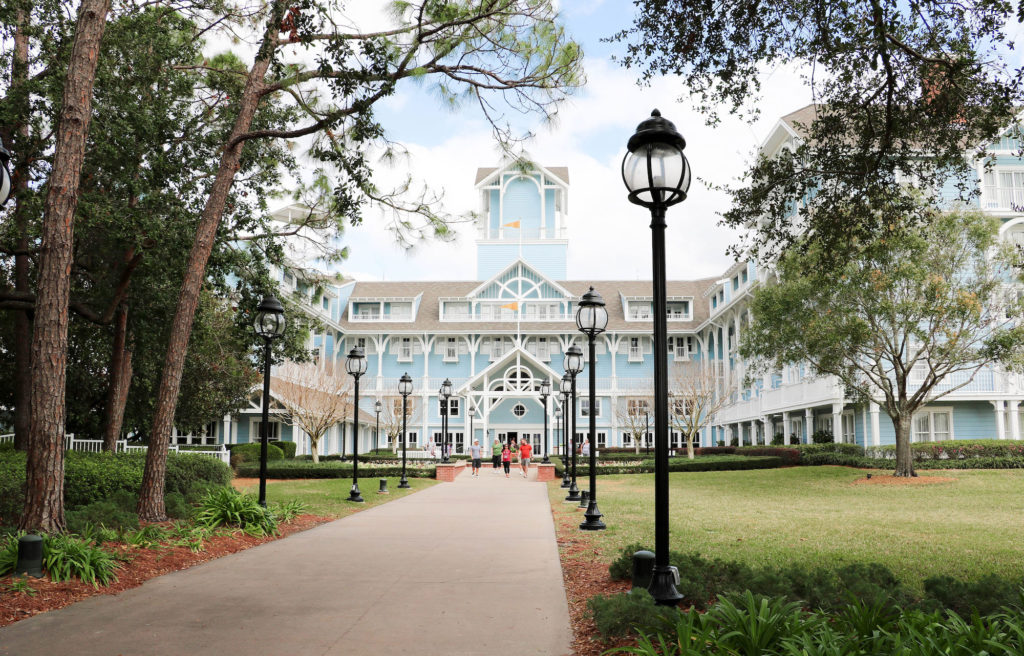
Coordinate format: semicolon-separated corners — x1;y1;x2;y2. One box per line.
0;514;330;628
552;503;634;656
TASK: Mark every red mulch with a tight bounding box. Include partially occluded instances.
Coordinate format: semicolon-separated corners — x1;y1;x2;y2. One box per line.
552;503;635;656
0;514;330;628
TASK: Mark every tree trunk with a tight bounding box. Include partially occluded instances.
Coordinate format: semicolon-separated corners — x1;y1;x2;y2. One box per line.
10;6;32;453
686;438;695;460
892;413;916;477
138;10;281;521
310;439;319;464
102;304;131;452
20;0;112;534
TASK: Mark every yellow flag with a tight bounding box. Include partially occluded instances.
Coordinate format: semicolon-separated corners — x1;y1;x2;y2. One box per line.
502;220;521;228
501;302;519;311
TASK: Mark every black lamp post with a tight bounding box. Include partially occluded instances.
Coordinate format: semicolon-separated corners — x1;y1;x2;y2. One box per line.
398;373;413;488
374;399;382;454
439;378;453;463
564;344;583;502
559;377;571;488
577;287;608;530
622;108;691;605
345;347;367;503
0;146;12;206
539;379;551;464
253;295;286;508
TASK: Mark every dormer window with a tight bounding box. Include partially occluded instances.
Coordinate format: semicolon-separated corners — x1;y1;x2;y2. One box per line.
666;301;690;320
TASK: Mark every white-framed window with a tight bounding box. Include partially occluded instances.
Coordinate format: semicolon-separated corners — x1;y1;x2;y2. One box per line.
536;337;550;361
814;415;833;435
444;337;458;362
628;337;643;362
400;430;418;447
580;397;601;418
283;271;296;288
248;419;280;442
791;417;804;442
628;303;652;320
399;337;413;362
595;431;607;448
668;336;691;360
841;413;856;444
439;397;460;417
321;296;329;310
627;399;649;417
983;169;1024;210
912;408;952;442
172;422;217;446
666;301;690;320
512;403;527;418
453;431;465;453
491;336;509;360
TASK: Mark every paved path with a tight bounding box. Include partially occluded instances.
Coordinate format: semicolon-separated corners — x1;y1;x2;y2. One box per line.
0;467;571;655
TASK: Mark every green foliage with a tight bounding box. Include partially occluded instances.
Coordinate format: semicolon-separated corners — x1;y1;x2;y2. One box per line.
588;589;676;638
923;575;1024;617
230;442;284;467
272;499;307;523
2;578;37;597
865;439;1024;461
771;434;785;445
275;441;297;459
164;453;233;496
791;444;863;456
734;448;801;466
194;488;278;537
236;460;437;479
125;524;172;549
710;591;810;656
38;534;121;587
66;490;139;535
810;430;834;444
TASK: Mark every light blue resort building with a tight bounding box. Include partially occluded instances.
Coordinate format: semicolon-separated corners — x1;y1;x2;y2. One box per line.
180;107;1024;455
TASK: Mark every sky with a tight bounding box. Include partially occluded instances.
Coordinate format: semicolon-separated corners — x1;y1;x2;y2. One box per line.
304;0;815;284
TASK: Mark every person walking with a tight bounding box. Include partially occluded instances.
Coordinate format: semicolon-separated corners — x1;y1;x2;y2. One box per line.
501;443;512;478
469;439;482;477
492;436;502;472
581;437;590;458
519;437;533;478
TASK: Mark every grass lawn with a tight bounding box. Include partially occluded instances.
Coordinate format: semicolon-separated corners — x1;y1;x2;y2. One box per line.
234;476;438;518
549;466;1024;589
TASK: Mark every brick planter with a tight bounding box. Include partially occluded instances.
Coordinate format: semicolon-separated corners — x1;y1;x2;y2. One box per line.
535;463;556;482
435;461;466;482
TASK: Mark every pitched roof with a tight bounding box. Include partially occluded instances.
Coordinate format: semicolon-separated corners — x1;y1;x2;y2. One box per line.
339;278;717;333
475;166;570;185
779;104;820;138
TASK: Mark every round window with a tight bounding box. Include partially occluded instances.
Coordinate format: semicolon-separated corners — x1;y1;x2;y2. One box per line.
512;404;527;418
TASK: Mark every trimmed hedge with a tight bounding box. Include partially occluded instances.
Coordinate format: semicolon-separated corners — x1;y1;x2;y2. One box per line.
0;450;232;525
235;460;437;479
276;441;297;459
864;439;1024;461
551;455;785;476
791;443;864;456
230;442;284;466
734;446;801;465
695;446;737;455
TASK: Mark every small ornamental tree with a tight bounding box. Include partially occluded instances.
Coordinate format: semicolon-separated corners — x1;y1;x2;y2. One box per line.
615;397;652;455
670;361;736;460
379;396;421;453
272;362;351;463
741;208;1024;477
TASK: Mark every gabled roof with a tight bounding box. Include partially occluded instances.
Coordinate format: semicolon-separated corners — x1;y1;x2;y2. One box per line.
455;346;560;395
779;104;819;138
475;163;569;186
466;257;575;299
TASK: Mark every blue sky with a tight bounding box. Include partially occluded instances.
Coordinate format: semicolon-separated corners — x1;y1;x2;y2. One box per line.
331;0;815;283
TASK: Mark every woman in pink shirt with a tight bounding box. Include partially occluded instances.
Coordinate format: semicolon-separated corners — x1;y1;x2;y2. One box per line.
501;444;512;478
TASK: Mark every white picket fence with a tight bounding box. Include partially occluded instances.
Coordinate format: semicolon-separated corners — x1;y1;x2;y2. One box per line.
2;432;231;466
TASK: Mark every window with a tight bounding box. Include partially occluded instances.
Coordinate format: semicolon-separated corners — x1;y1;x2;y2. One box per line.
491;337;508;360
983;169;1024;209
172;422;217;446
249;420;279;443
628;337;642;362
512;403;527;418
536;337;549;360
629;303;652;320
666;301;690;320
912;409;952;442
444;337;458;362
627;399;649;417
671;398;688;417
741;269;748;283
814;416;833;435
439;397;460;417
668;336;690;360
841;413;856;444
453;432;465;453
712;296;718;309
580;398;601;418
400;431;418;447
356;337;366;350
392;397;415;417
596;431;607;449
322;297;329;310
399;337;413;362
791;417;803;442
358;304;379;320
732;276;739;290
283;272;295;287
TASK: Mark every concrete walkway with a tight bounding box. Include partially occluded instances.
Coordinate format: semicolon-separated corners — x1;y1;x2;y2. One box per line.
0;468;572;655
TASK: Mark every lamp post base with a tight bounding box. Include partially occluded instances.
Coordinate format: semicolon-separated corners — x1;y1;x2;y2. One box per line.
580;501;606;531
542;456;550;464
565;481;581;502
648;566;683;606
398;474;411;489
560;473;571;488
348;484;364;503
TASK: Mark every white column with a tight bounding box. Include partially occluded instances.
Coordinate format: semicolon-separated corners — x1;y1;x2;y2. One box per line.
869;403;881;446
749;420;757;446
804;408;813;444
782;411;790;443
762;417;771;444
993;400;1006;440
832;404;843;443
1010;400;1021;440
222;414;232;445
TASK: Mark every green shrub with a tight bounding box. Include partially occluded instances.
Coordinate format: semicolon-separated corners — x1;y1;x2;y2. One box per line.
772;434;785;445
0;451;26;525
914;456;1024;469
865;439;1024;461
164;452;232;496
194;487;278;536
800;453;881;468
693;447;737;455
164;491;190;520
236;460;437;479
587;589;676;638
792;443;864;456
811;430;834;444
40;533;121;587
230;442;284;467
275;441;297;459
272;499;307;523
735;447;801;465
63;452;145;509
923;574;1024;616
789;433;801;445
66;490;139;535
